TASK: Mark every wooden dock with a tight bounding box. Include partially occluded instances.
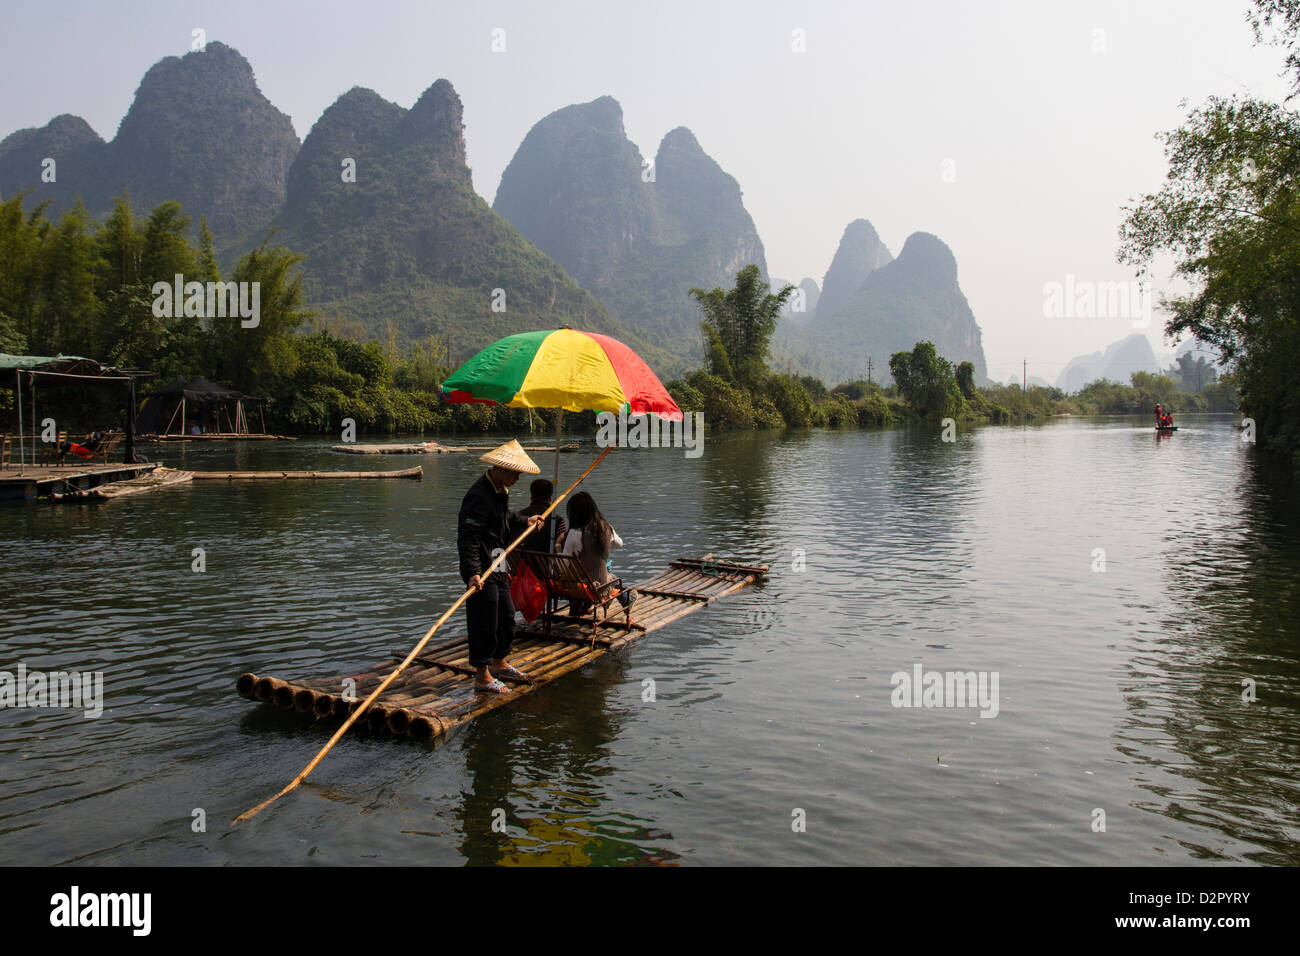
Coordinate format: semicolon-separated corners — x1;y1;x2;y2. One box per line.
0;462;157;501
332;442;579;456
237;557;767;741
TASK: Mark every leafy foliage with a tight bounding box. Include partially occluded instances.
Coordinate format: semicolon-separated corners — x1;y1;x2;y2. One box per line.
889;341;964;420
1169;353;1218;392
1119;0;1300;462
689;265;793;389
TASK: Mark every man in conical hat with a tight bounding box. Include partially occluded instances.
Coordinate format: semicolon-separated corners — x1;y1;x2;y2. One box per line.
457;439;545;693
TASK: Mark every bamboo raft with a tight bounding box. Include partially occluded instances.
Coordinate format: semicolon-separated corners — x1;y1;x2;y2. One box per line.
189;466;423;480
86;466;194;499
331;442;579;456
237;557;767;741
144;433;297;442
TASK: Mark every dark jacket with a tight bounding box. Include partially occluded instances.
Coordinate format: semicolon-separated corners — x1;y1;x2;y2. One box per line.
518;501;567;554
458;472;530;584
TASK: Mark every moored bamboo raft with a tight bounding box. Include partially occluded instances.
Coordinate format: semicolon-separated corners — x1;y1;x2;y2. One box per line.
86;466;194;499
331;442;580;455
189;466;422;480
144;433;297;442
237;556;767;741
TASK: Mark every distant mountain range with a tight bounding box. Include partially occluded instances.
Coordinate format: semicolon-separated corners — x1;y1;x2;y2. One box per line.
772;276;820;323
267;80;664;365
0;43;297;242
492;96;767;355
1055;333;1158;392
1006;374;1054;389
1;43;990;385
0;44;666;370
774;220;988;384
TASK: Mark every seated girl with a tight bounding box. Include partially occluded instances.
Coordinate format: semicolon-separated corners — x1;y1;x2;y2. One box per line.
562;492;635;613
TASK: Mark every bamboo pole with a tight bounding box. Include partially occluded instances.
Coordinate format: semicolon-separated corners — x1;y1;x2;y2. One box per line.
233;445;613;824
553;410;562;490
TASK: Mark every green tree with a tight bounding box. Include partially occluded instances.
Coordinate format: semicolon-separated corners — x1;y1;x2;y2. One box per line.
955;361;978;400
213;233;312;394
195;216;220;284
92;199;210;377
1171;353;1217;392
889;341;963;420
765;372;814;426
34;202;101;356
689;265;793;388
94;197;141;293
0;311;25;354
0;194;52;348
1120;0;1300;461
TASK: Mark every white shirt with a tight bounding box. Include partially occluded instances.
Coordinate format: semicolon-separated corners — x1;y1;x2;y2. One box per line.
562;524;623;557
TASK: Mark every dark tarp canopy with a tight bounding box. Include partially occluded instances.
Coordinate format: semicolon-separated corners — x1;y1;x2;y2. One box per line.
147;376;251;403
0;353;135;385
134;376;264;436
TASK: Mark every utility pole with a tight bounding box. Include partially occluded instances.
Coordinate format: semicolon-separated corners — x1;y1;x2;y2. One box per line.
1022;358;1027;425
867;357;872;386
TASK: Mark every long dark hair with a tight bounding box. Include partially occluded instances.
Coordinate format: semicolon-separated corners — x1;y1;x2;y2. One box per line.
566;491;612;557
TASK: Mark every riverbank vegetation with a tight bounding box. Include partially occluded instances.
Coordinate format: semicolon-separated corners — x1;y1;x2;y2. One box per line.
1118;0;1300;465
0;193;1240;437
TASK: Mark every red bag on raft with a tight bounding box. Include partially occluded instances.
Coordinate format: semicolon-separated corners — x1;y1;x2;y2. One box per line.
509;563;548;623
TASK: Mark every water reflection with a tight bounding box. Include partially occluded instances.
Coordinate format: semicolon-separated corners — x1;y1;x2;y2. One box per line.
1118;453;1300;863
455;654;681;866
700;430;779;526
6;423;1300;866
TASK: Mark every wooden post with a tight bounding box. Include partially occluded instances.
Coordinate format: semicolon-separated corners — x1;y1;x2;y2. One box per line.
30;374;40;467
15;369;23;472
125;377;135;465
163;398;182;437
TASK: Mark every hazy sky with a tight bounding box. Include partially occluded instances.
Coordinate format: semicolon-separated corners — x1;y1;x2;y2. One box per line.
2;0;1291;383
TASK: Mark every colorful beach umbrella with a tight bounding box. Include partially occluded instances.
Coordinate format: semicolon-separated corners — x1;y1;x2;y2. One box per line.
441;328;682;420
441;327;682;491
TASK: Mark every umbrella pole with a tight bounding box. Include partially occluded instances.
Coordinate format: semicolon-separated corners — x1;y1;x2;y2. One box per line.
554;409;562;488
550;410;562;552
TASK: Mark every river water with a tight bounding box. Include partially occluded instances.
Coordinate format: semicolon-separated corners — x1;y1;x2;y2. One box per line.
1;415;1297;865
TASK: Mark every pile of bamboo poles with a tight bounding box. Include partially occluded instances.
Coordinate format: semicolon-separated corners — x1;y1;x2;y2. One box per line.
331;443;579;456
189;466;422;480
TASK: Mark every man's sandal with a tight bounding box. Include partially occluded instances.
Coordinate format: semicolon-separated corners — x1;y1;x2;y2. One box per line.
492;663;528;681
474;677;509;694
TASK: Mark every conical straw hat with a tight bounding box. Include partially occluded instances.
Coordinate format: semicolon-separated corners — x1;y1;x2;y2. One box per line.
479;439;540;474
